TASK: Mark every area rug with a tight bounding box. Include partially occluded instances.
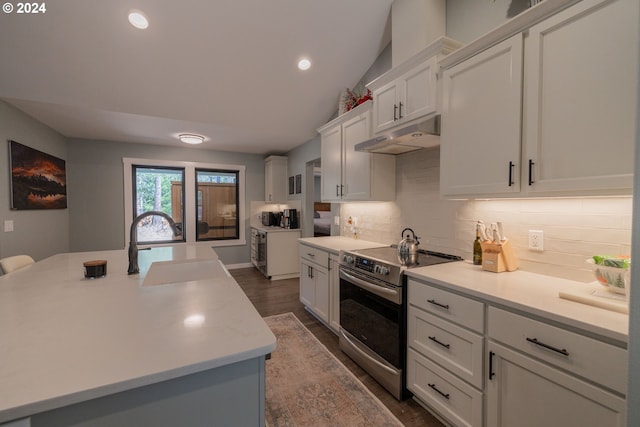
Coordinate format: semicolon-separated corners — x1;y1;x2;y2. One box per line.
264;312;404;427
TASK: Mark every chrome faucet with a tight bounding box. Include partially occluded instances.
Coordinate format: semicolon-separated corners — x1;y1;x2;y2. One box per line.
127;211;181;275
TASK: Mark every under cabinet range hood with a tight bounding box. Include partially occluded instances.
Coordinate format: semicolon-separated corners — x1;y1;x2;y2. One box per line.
354;115;441;154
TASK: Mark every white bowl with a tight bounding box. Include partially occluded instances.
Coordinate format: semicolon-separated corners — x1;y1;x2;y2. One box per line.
586;259;630;295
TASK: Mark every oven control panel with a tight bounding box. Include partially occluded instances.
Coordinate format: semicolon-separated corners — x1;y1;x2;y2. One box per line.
341;254;391;276
354;257;389;276
340;251;403;286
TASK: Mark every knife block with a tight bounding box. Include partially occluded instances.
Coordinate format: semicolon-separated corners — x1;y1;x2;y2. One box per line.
481;240;518;273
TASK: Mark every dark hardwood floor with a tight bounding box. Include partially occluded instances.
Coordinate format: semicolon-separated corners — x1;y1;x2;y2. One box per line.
230;267;445;427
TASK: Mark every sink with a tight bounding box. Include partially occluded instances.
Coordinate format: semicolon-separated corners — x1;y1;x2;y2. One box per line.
141;258;230;287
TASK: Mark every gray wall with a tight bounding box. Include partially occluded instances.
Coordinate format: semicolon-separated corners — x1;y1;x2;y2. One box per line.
285;135;321;204
446;0;532;43
66;138;265;265
0;101;70;262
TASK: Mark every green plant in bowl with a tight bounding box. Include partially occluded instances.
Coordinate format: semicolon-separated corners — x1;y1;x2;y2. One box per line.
588;255;631;295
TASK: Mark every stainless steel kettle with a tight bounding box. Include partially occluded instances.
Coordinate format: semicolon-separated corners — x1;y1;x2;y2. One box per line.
398;228;420;255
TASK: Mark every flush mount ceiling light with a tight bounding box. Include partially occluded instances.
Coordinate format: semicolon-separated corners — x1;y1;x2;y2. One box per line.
297;58;311;71
128;10;149;29
178;134;205;145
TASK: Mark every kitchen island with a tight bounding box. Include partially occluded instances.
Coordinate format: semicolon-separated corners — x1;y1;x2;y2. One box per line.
0;246;276;426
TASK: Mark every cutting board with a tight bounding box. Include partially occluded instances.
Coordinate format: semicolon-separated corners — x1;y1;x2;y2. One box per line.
559;284;628;314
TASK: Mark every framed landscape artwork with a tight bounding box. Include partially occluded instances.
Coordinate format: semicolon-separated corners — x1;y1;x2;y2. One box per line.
9;140;67;210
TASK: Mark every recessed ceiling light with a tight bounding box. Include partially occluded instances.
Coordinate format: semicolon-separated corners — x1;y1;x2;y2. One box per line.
298;58;311;71
128;10;149;29
178;134;205;145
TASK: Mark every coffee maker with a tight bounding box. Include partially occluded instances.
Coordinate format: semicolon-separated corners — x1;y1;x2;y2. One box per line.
282;209;298;229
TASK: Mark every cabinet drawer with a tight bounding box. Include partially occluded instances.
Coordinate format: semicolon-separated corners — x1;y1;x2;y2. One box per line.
488;307;627;394
407;348;483;427
408;279;485;333
408;306;484;389
299;244;329;267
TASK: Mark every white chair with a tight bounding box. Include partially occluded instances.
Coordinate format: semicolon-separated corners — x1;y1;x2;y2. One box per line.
0;255;35;274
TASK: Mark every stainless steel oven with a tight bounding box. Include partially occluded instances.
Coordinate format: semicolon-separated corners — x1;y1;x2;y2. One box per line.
338;246;462;400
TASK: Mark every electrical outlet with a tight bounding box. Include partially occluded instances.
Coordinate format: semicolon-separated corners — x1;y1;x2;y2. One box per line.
4;220;13;232
528;230;544;252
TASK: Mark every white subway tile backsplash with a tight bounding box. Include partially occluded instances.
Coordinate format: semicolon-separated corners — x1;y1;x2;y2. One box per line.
338;148;632;282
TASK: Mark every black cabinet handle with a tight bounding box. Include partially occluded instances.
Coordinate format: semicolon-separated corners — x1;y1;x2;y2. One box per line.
428;336;450;349
393;104;398;121
428;383;450;400
508;161;515;186
427;299;450;310
398;102;403;119
528;159;535;185
336;184;339;197
526;337;569;356
489;351;495;380
309;266;314;279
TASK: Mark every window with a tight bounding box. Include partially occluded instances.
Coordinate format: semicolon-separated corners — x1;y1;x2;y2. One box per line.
132;166;186;244
123;158;246;247
195;169;239;241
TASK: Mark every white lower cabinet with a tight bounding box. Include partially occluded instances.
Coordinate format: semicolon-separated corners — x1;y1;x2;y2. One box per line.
486;340;626;427
407;280;627;427
407;279;485;426
266;230;301;280
487;306;626;427
407;348;484;427
299;243;329;324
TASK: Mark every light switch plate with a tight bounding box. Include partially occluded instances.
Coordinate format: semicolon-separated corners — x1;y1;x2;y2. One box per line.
4;220;14;232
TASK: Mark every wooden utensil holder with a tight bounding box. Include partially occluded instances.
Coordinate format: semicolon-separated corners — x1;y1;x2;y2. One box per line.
481;240;518;272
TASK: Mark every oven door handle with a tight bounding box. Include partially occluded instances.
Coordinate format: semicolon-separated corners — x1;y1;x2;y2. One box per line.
339;269;399;301
339;328;398;376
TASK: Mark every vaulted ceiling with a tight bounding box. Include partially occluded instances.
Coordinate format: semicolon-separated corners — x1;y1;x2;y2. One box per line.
0;0;393;154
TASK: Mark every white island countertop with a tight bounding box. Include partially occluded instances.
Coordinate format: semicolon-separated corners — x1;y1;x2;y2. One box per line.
406;261;628;344
0;246;276;423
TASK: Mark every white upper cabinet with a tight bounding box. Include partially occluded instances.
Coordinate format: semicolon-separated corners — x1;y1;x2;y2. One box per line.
264;155;288;203
522;0;638;195
368;37;462;135
441;34;523;196
371;57;438;134
318;102;395;202
440;0;638;198
320;125;343;202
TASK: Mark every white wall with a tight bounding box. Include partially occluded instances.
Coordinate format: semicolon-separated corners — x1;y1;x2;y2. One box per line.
0;101;70;262
340;147;631;283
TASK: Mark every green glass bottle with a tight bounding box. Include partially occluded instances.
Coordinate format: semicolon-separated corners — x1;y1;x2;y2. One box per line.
473;223;482;265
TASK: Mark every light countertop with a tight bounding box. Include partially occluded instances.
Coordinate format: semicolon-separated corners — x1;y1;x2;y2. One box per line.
406;261;628;344
0;245;276;423
251;225;301;233
298;236;388;254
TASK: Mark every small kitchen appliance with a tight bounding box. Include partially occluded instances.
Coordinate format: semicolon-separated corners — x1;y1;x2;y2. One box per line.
261;211;279;227
282;209;298;229
338;245;462;400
